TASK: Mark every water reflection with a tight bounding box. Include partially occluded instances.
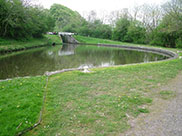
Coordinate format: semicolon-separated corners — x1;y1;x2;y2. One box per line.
0;44;168;79
58;44;77;56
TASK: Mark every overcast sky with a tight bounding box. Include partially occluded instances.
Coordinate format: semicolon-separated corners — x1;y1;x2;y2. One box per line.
36;0;167;17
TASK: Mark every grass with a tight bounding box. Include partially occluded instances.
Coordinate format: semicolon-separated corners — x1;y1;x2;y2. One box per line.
0;76;47;136
26;59;182;136
74;35;134;45
0;35;62;52
179;52;182;56
44;35;62;45
159;90;176;100
1;35;182;136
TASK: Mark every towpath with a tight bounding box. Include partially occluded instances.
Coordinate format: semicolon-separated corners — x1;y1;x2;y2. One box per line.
123;72;182;136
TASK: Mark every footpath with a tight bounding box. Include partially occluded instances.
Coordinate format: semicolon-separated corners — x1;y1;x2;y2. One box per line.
124;72;182;136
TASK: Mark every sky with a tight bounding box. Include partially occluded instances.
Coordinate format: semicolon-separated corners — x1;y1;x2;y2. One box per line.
36;0;167;17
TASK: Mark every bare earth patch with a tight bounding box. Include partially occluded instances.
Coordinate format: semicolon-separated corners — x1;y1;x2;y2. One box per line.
123;72;182;136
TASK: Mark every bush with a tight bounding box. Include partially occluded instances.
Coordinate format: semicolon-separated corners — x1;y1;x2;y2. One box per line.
125;21;146;44
0;0;55;39
176;38;182;48
112;17;130;41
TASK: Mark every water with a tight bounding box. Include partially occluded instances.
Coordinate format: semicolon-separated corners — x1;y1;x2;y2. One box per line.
0;44;168;79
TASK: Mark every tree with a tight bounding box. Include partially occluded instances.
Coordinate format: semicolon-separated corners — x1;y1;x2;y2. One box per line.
162;0;182;33
87;10;97;23
150;0;182;48
125;21;146;44
0;0;55;39
112;17;131;41
50;4;84;32
135;4;163;31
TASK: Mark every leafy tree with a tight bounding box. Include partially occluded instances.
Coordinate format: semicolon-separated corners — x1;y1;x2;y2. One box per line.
149;0;182;48
149;19;179;48
0;0;55;39
86;20;112;39
0;0;28;38
27;7;55;38
112;17;131;41
125;21;146;44
50;4;84;32
162;0;182;47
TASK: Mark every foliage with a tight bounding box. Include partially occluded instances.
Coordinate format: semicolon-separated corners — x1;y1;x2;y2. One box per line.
44;35;62;45
109;0;182;47
50;4;84;32
0;0;55;39
78;20;112;39
149;0;182;48
112;17;131;41
112;18;147;44
50;4;112;39
176;38;182;48
125;21;147;44
149;23;177;47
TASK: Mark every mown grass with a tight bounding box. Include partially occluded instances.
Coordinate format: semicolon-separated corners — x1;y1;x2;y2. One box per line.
0;35;62;52
27;58;182;136
0;76;46;136
74;35;134;45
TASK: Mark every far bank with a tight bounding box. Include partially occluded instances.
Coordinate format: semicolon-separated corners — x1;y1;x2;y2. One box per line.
0;35;62;54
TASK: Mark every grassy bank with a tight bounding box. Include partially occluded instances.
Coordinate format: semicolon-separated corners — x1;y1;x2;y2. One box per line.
1;36;182;136
1;59;182;136
0;76;47;135
27;59;182;136
0;35;62;52
74;35;134;45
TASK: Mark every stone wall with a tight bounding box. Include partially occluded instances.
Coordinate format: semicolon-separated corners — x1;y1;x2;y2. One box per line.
60;35;79;44
97;44;178;59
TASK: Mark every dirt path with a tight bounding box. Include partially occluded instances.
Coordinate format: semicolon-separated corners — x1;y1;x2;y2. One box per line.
123;73;182;136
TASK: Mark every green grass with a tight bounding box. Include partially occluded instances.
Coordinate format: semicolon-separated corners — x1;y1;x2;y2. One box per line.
138;108;149;113
26;58;182;136
74;35;134;45
44;35;62;45
0;35;62;52
179;52;182;56
0;76;46;135
159;90;176;100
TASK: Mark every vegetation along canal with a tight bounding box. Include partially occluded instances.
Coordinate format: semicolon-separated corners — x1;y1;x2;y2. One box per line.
0;44;169;80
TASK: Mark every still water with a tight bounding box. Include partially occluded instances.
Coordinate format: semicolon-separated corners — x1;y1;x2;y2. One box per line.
0;44;168;79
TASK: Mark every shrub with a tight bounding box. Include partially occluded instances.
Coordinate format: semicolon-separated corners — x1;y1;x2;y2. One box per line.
176;38;182;48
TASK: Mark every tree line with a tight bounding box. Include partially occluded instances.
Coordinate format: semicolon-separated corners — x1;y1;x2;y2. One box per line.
52;0;181;48
1;0;182;48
